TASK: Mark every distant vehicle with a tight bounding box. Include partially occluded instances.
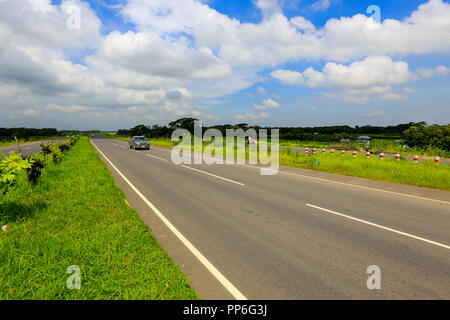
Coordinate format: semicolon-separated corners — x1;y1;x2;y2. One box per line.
129;136;150;150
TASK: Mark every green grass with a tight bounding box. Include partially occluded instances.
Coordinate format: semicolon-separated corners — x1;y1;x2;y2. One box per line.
279;139;450;158
0;136;65;148
279;149;450;190
0;137;198;299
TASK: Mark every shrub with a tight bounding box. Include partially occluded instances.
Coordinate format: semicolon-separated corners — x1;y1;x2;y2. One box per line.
403;124;450;151
51;147;63;164
40;143;52;156
0;152;32;194
59;143;70;152
24;157;45;184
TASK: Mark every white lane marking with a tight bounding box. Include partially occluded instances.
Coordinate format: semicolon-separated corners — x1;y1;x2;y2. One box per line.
107;141;127;149
150;146;450;205
181;165;245;186
306;204;450;250
145;154;168;162
281;171;450;205
111;141;450;204
90;140;247;300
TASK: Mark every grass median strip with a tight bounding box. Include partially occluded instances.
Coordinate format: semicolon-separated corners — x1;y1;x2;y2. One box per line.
0;137;198;299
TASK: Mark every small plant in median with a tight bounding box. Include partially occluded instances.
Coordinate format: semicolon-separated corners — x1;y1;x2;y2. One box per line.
51;146;63;164
0;152;32;194
24;156;45;184
59;143;70;152
0;136;79;193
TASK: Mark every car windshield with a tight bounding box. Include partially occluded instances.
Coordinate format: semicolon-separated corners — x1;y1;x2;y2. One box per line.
135;137;146;141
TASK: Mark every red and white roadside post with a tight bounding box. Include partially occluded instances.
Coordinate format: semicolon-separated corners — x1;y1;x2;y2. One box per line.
414;155;419;163
305;148;309;156
435;156;440;164
352;151;357;158
380;153;385;160
322;148;326;155
395;153;400;161
366;151;371;159
331;149;335;155
342;150;345;156
313;148;316;155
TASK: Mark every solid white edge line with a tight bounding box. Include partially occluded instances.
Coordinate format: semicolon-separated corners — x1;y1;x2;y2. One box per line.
306;204;450;250
181;165;245;186
145;154;168;162
90;139;247;300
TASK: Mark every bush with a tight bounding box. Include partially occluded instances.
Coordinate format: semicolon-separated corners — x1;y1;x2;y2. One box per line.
59;143;70;152
0;152;32;194
403;124;450;151
51;147;63;164
24;157;45;184
40;143;52;156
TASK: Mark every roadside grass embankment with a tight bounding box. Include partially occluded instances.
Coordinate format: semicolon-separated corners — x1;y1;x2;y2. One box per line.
0;137;198;299
279;149;450;191
280;139;450;159
101;134;449;190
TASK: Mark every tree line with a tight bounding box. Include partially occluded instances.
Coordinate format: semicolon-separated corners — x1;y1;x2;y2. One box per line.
0;127;59;140
403;124;450;151
116;119;448;151
0;128;100;141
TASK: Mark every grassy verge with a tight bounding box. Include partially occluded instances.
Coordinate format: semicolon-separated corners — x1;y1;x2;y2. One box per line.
0;137;198;299
279;149;450;190
279;139;450;159
0;136;65;148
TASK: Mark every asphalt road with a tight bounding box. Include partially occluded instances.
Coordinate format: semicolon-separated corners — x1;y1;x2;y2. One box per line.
0;138;66;158
90;135;450;299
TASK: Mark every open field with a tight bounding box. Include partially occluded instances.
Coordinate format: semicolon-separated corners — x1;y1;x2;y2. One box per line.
0;137;198;299
102;133;449;190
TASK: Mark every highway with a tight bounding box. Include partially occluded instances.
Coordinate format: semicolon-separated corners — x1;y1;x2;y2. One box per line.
90;135;450;299
0;138;65;158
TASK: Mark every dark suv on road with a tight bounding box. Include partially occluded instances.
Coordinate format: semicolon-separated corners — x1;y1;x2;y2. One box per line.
129;136;150;150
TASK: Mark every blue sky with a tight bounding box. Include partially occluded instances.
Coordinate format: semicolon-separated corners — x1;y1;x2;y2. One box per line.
0;0;449;130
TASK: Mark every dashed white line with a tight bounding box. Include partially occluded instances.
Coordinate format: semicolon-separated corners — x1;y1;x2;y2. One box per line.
106;140;448;205
306;204;450;250
149;146;449;205
90;139;247;300
145;154;168;162
181;165;245;186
